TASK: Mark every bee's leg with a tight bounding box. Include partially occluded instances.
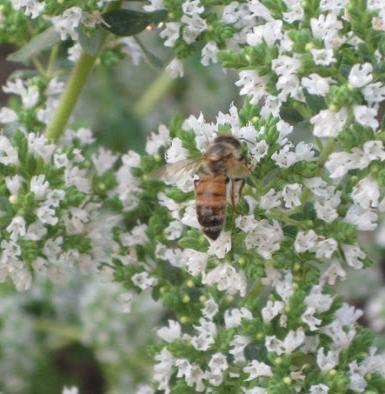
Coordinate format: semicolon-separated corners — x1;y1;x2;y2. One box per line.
237;179;245;201
230;178;245;213
230;179;240;213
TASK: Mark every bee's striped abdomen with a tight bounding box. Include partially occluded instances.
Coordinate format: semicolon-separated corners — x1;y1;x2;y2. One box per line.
195;175;227;240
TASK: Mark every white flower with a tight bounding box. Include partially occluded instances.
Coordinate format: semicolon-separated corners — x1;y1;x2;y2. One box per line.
321;261;346;285
153;349;175;393
27;133;55;162
207;231;231;258
353;105;379;129
160;22;181;46
3;78;39;108
203;264;247;296
301;73;331;96
230;335;250;363
143;0;164;11
362;82;385;104
342;244;366;269
164;220;184;240
317;348;339;372
175;359;205;391
260;189;282;210
11;0;45;18
310;108;348;137
242;219;283;259
224;307;252;328
6;216;26;241
301;307;322;331
243;360;273;380
246;20;283;47
146;124;170;155
310;13;342;48
315;238;338;259
190;318;217;351
182;0;204;15
132;272;157;290
348;63;373;88
282;183;302;208
311;48;336;65
36;205;58;225
165;138;188;163
250;140;269;164
181;14;207;44
5;175;22;196
91;148;118;175
202;297;218;319
351;176;380;209
309;384;329;394
283;328;305;353
242;387;267;394
294;230;318;252
52;7;82;41
201;41;218;66
364;140;385;161
157;320;181;342
314;200;339;223
0;107;18;123
0;135;19;165
266;328;305;355
166;58;184;78
62;386;79;394
305;286;333;313
30;175;49;199
236;71;268;105
68;43;82;62
345;204;378;231
336;304;363;326
208;352;228;375
283;0;304;23
262;300;284;323
182;248;207;276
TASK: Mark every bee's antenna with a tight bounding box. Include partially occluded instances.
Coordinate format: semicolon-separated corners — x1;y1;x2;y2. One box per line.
240;137;255;146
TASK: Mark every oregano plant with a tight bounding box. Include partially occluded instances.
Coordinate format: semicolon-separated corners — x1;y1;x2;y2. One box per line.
1;0;385;393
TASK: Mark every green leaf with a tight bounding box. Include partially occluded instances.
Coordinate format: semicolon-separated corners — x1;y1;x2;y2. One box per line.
178;229;208;252
7;27;61;63
78;25;104;56
102;9;168;36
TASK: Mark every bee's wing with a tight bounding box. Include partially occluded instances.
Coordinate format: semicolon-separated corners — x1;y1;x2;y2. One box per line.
225;158;251;178
148;157;205;182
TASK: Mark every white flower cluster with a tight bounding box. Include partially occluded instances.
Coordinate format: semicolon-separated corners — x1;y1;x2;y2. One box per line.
127;101;385;392
0;123;147;291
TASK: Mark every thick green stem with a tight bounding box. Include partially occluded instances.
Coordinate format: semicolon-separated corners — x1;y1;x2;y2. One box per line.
133;70;175;117
45;2;121;141
45;52;97;141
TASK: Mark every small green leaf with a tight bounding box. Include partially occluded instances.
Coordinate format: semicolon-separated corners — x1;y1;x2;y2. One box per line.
78;25;104;56
102;9;168;36
7;27;61;63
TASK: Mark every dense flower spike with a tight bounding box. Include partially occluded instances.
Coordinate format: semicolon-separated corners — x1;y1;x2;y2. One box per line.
1;0;385;393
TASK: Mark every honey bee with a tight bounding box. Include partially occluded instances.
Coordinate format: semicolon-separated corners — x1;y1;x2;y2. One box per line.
151;135;251;240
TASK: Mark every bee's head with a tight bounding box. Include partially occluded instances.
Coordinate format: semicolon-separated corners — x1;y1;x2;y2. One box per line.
213;135;241;149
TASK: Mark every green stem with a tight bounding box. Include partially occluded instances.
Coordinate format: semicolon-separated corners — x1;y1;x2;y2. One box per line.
45;1;121;141
31;56;46;76
34;318;82;341
45;51;97;141
133;70;175;117
46;44;59;78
